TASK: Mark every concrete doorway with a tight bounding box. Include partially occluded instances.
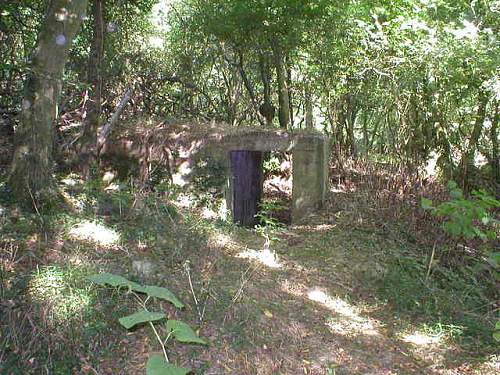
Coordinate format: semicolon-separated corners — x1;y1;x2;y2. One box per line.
229;150;263;226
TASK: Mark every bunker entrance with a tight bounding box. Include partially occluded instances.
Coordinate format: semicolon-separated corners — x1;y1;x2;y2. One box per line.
185;129;329;226
229;150;263;227
229;150;292;227
261;151;292;226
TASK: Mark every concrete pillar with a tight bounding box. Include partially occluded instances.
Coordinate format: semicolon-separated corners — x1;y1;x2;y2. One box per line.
291;135;328;223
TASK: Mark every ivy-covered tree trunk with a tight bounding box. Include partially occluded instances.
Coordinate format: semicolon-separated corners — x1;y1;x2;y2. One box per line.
272;41;290;129
8;0;88;205
79;0;104;179
258;51;274;126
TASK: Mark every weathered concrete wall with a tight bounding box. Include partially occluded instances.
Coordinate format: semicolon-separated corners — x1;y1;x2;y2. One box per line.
291;135;328;223
220;131;329;224
222;131;293;152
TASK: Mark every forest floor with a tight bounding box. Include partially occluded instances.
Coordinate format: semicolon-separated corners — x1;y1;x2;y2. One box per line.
0;166;498;374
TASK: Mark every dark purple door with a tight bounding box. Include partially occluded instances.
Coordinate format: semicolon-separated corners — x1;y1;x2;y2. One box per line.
230;150;263;227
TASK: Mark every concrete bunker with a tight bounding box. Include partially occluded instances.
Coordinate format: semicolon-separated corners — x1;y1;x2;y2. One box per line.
209;130;329;226
104;122;328;226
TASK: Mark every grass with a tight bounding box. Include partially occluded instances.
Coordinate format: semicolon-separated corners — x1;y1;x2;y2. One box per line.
379;254;494;343
0;167;498;374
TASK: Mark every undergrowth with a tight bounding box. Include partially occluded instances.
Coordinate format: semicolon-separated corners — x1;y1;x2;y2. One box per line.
333;159;499;352
0;173;212;373
1;159;498;373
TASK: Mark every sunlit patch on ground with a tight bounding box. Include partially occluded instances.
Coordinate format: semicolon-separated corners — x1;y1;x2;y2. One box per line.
401;331;442;346
292;223;337;232
67;253;90;266
60;173;83;187
208;232;232;248
61;177;78;186
60;189;86;211
236;248;282;268
280;279;307;297
312;224;336;231
201;202;227;220
307;288;380;336
69;220;120;246
28;266;93;324
201;206;218;219
59;174;87;210
104;183;121;192
174;193;195;208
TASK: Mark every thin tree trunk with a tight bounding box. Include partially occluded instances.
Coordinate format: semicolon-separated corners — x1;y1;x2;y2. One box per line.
490;102;499;182
460;91;488;189
258;51;274;126
97;88;133;152
271;41;290;129
9;0;88;204
236;50;264;126
286;57;294;127
362;111;369;152
80;0;104;178
304;85;313;129
347;95;358;158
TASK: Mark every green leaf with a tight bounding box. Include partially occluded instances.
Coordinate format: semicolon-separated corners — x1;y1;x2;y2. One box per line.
488;252;500;268
496;321;500;330
88;273;143;290
421;198;433;210
472;227;487;241
146;355;191;375
119;310;166;329
143;285;184;308
493;331;500;342
166;320;207;345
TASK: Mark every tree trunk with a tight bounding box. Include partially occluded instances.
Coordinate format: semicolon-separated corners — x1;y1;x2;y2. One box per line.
79;0;104;179
304;85;314;129
490;102;499;182
97;88;133;152
347;95;358;158
286;57;294;127
258;51;274;126
271;41;290;129
459;91;488;189
9;0;88;205
236;50;264;125
361;111;369;152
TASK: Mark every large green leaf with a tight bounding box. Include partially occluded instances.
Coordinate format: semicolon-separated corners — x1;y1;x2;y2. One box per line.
88;273;143;291
119;310;166;329
143;285;184;308
88;274;184;308
146;355;190;375
166;320;207;345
